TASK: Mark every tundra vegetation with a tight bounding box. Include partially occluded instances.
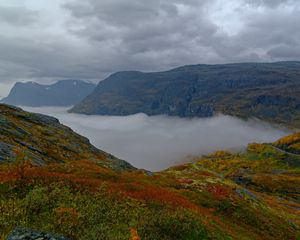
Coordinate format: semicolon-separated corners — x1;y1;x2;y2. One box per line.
0;104;299;239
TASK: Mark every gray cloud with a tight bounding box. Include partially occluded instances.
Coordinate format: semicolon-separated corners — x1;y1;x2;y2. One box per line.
63;0;219;69
245;0;295;7
0;5;39;26
268;44;300;59
0;0;300;97
23;106;289;171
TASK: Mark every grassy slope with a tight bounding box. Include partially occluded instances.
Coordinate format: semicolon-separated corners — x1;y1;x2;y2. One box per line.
274;132;300;154
0;104;133;170
0;105;299;239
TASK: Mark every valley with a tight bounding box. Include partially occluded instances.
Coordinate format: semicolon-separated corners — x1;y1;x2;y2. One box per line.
22;106;289;171
0;104;299;239
1;1;300;239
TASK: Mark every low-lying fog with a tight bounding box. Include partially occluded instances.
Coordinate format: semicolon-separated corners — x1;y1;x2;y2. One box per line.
23;106;289;171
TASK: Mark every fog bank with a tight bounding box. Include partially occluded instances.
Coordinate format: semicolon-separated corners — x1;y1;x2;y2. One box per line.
23;106;290;171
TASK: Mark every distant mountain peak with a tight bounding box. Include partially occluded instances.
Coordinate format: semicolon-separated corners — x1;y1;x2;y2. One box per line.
1;80;96;107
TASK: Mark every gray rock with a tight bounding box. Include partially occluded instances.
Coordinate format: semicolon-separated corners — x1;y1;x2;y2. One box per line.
6;227;70;240
16;112;61;128
0;142;15;162
236;188;257;200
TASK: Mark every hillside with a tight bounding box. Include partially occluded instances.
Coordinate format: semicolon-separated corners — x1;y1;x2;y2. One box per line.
274;132;300;154
0;104;133;170
70;61;300;128
1;80;96;107
0;105;299;239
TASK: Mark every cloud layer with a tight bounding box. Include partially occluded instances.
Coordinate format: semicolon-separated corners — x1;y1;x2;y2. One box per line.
0;0;300;96
23;106;289;171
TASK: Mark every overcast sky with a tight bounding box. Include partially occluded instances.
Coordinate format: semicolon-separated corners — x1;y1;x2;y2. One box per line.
0;0;300;97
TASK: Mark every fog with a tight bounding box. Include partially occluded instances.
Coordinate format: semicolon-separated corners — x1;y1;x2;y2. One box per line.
23;106;289;171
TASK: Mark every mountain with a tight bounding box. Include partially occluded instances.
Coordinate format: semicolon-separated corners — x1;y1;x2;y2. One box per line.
0;104;299;239
0;104;133;170
1;80;96;107
70;61;300;128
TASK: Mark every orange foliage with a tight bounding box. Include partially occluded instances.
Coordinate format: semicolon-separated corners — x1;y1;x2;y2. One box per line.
0;161;242;239
275;133;300;145
198;171;215;177
178;178;194;184
171;164;189;171
111;182;202;212
206;185;230;199
54;207;79;237
0;148;33;183
211;151;232;158
0;170;18;183
130;228;141;240
0;160;107;190
0;160;207;213
54;207;79;225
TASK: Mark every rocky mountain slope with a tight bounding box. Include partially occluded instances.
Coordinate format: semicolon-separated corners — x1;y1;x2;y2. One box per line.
0;104;299;239
1;80;96;107
70;61;300;128
0;104;133;170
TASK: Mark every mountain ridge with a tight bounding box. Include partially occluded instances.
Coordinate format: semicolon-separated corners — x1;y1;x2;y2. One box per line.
0;103;134;171
70;61;300;128
2;80;96;107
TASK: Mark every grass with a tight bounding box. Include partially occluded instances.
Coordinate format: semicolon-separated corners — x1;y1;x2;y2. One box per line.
0;104;299;239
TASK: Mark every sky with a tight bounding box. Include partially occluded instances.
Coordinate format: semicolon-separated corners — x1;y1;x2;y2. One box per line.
0;0;300;97
23;106;289;171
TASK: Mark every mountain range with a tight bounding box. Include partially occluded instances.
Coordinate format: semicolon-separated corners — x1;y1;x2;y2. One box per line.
1;80;96;107
0;104;299;239
70;61;300;128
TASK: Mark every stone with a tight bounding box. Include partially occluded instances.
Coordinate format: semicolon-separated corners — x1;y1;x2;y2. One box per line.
6;227;70;240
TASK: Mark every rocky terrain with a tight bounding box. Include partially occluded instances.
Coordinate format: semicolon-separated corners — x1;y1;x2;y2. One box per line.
0;104;133;170
7;227;69;240
1;80;95;107
0;105;299;239
70;61;300;128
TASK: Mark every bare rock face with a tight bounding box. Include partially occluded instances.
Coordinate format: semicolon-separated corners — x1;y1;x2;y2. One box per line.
6;227;70;240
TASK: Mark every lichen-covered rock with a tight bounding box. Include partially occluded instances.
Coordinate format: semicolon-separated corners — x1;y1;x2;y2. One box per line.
0;142;15;162
6;227;70;240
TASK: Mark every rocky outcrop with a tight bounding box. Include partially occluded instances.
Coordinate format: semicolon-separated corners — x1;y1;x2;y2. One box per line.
6;227;70;240
0;104;135;170
0;142;15;162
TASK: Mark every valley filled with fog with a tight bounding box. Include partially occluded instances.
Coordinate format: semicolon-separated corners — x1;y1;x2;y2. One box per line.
23;106;289;171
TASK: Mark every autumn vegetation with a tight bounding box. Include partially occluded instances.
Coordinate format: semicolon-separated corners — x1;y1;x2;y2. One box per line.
0;104;299;239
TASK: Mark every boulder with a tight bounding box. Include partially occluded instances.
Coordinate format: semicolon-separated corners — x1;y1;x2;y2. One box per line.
6;227;70;240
